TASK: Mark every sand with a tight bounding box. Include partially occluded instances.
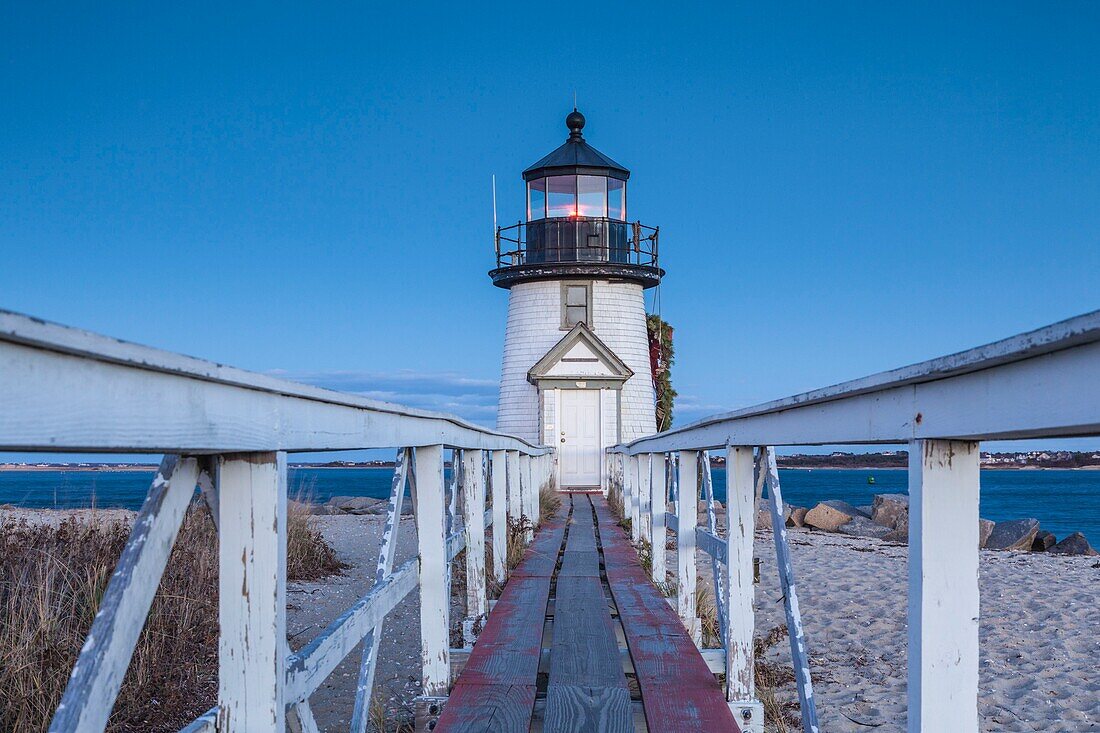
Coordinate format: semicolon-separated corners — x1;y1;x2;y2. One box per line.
725;529;1100;732
296;515;1100;732
5;507;1095;731
287;514;424;730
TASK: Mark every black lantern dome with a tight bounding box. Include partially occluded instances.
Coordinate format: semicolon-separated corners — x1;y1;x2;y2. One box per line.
490;110;662;289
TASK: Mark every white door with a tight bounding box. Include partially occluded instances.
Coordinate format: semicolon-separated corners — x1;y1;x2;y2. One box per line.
559;389;601;487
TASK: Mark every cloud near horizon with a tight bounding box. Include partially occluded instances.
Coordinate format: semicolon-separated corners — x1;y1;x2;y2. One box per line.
273;370;742;432
269;369;501;426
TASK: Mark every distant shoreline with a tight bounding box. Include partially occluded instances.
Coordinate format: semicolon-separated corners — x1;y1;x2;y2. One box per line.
4;463;1100;473
776;465;1100;471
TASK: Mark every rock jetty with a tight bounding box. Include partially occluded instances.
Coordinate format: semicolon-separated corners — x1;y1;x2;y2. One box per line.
773;494;1098;555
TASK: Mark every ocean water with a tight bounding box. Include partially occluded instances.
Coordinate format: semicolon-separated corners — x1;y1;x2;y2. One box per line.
1;467;1097;545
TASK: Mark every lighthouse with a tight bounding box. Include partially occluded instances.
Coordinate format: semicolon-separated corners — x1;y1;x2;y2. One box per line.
492;109;663;491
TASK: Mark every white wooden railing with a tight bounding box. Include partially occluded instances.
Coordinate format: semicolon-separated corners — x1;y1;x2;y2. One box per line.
0;309;554;733
608;309;1100;733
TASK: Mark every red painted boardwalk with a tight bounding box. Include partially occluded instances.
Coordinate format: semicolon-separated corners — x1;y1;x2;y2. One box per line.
437;513;566;732
436;493;739;733
593;497;740;732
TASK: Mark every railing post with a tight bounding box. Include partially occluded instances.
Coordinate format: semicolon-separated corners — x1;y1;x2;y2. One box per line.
677;450;700;643
462;449;487;645
506;449;521;527
529;453;541;528
908;439;980;733
725;446;763;731
628;454;641;540
414;444;449;729
638;453;652;543
648;453;667;584
216;451;287;732
490;449;508;585
519;453;533;541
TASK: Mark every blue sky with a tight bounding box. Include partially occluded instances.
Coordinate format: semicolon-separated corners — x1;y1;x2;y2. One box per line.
2;2;1098;458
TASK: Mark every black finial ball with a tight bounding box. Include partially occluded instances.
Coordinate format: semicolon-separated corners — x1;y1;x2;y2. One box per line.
566;108;585;135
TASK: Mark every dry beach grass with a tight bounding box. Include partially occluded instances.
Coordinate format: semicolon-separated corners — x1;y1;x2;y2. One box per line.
5;491;1096;732
0;500;342;732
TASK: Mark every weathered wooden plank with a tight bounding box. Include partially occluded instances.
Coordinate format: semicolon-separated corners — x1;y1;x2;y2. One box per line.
908;439;980;733
676;450;699;642
592;495;740;733
529;454;541;528
48;455;199;733
216;452;287;732
0;309;555;454
628;454;642;541
463;449;488;645
519;453;534;541
725;446;763;731
505;450;521;525
610;311;1100;452
490;449;508;585
546;495;631;733
759;447;819;733
415;445;450;699
510;512;568;579
350;449;410;732
436;683;536;733
549;575;625;686
695;527;727;564
638;453;652;544
437;513;568;732
648;453;667;584
544;685;632;733
454;577;550;686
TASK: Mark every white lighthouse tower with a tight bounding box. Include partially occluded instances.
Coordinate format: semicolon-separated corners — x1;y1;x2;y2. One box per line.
492;109;663;490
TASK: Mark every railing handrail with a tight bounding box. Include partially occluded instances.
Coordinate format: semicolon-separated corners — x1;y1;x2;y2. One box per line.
0;308;549;455
612;308;1100;453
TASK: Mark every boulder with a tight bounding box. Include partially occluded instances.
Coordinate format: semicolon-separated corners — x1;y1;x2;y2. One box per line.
985;518;1040;551
1047;532;1099;556
882;527;908;543
804;500;866;532
1031;530;1057;552
757;508;772;530
787;506;809;528
837;516;894;540
978;519;996;548
325;496;387;515
857;504;874;518
871;494;909;529
697;499;724;516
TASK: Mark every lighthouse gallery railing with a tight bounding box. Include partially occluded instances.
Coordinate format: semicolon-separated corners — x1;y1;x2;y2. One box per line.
494;216;659;269
608;309;1100;733
0;309;553;733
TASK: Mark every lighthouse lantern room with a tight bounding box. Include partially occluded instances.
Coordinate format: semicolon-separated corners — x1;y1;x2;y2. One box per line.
492;110;663;491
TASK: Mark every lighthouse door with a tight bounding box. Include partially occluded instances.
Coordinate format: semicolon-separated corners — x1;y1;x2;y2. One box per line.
559;389;601;488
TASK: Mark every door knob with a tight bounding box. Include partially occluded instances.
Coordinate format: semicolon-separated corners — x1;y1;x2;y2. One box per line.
560;438;566;443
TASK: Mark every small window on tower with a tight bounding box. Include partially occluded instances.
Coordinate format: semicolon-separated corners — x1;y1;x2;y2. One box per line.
562;283;591;328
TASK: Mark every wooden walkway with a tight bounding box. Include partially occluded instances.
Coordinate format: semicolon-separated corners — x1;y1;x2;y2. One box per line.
437;493;739;733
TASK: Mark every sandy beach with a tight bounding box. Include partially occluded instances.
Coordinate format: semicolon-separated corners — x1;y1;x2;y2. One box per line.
746;529;1100;732
292;514;1100;732
3;508;1096;731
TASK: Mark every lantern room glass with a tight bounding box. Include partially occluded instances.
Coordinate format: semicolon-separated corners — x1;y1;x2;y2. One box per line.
607;178;625;220
525;175;627;221
577;175;607;217
546;176;576;218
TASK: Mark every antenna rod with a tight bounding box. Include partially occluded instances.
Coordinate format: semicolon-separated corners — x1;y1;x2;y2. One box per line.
492;174;498;232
